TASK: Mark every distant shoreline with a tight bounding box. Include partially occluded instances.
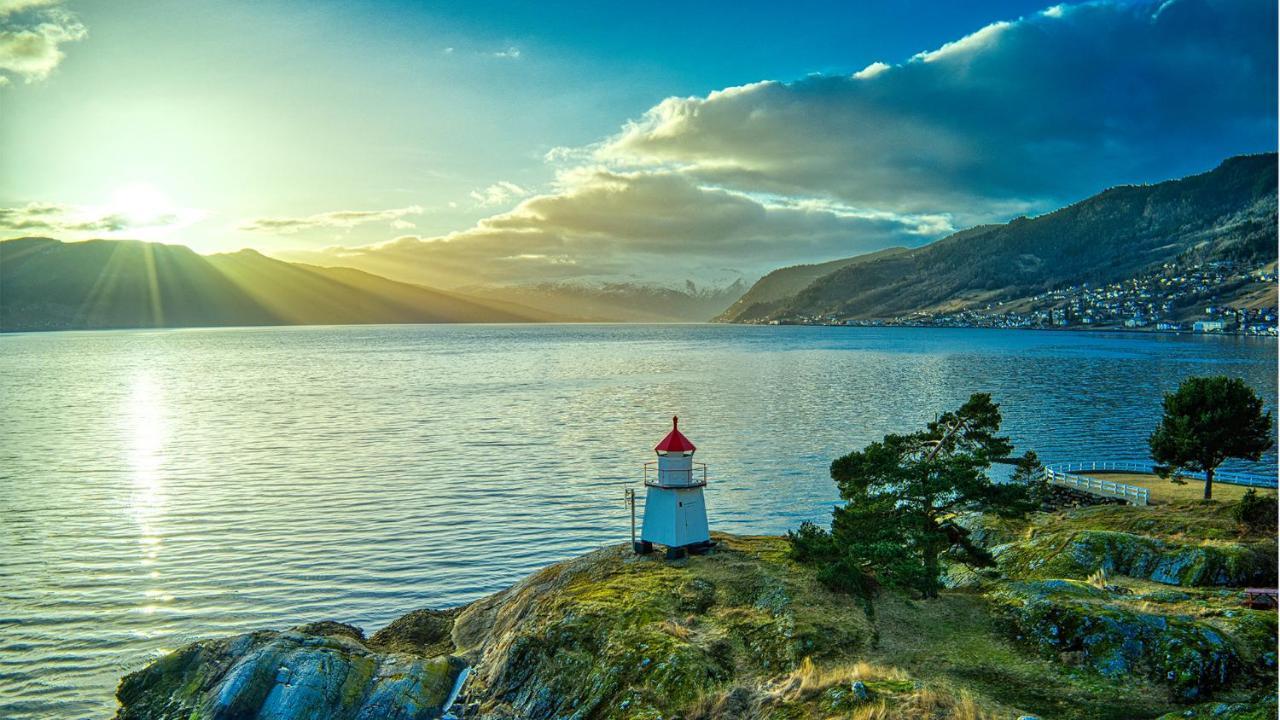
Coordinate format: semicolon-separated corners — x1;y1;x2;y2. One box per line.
3;320;1278;338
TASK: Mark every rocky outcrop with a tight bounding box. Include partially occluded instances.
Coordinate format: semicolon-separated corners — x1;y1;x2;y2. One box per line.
992;530;1276;587
448;536;873;719
116;535;875;720
992;581;1240;701
114;508;1278;720
1154;694;1278;719
115;623;465;720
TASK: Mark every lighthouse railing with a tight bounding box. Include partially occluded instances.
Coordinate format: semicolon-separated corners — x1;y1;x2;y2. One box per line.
643;461;708;488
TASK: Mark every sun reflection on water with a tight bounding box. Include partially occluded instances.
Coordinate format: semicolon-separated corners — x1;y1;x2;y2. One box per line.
124;374;170;610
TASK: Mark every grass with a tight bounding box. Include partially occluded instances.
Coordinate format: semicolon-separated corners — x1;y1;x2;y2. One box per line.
979;497;1273;543
1080;472;1276;504
866;590;1179;720
451;517;1275;720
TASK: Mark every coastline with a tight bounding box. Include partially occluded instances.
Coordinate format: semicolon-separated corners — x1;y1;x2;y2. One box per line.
114;496;1279;720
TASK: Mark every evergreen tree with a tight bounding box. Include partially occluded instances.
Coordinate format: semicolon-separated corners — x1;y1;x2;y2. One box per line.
1149;376;1273;500
791;393;1035;599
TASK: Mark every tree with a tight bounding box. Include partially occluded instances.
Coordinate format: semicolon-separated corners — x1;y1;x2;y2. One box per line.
1149;376;1273;500
790;393;1035;599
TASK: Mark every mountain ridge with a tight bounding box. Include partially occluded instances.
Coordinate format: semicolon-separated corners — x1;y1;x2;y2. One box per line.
719;153;1279;324
0;237;562;331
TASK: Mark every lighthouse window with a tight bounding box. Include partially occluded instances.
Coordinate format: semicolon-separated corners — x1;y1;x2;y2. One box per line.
678;502;683;507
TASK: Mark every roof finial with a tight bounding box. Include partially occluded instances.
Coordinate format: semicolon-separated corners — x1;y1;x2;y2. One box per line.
672;415;678;429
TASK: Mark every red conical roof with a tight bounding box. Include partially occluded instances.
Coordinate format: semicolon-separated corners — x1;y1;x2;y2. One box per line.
655;415;696;453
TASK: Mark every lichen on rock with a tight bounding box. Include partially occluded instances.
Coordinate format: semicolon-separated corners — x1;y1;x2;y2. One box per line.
115;623;464;720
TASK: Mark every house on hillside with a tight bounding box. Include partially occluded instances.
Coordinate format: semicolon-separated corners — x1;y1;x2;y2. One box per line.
1193;320;1226;333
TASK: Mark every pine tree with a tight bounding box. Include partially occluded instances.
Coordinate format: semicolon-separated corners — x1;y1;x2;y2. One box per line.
791;394;1035;599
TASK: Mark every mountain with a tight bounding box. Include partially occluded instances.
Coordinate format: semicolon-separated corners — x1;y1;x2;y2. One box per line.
720;154;1278;323
713;247;906;322
0;237;560;331
466;279;750;322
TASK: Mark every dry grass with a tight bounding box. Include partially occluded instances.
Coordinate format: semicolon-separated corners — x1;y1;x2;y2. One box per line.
658;618;693;641
758;658;996;720
1086;567;1110;590
770;657;909;699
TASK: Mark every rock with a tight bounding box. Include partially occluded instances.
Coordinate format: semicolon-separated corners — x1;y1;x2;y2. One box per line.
370;608;459;655
451;535;873;720
1153;693;1278;719
115;624;464;720
992;583;1239;700
112;521;1277;720
995;529;1275;587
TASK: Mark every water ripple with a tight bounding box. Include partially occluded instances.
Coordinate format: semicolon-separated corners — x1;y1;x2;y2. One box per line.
0;324;1274;718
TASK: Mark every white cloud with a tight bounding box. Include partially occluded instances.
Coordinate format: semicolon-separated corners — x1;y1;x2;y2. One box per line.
470;181;529;207
238;205;424;234
852;61;889;79
278;169;933;288
0;0;85;85
282;0;1275;290
597;0;1276;225
910;20;1011;63
490;46;521;59
0;200;205;238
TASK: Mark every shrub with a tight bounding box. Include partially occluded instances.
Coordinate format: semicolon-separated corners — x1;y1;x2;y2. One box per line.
1232;490;1278;534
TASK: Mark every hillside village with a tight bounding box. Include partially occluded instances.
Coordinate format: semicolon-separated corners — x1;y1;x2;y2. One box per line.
783;259;1279;335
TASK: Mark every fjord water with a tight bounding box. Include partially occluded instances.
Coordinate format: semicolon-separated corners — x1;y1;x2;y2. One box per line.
1;324;1275;718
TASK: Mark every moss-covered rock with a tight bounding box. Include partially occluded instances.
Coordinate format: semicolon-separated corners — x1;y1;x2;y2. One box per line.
991;582;1240;701
992;530;1275;587
115;624;464;720
451;534;873;720
1153;693;1278;720
370;608;459;656
112;514;1277;720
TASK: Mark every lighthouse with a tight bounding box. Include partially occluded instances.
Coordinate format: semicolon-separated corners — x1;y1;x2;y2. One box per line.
636;416;712;559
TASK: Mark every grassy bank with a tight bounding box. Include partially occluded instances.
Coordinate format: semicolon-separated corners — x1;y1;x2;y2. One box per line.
1078;473;1276;504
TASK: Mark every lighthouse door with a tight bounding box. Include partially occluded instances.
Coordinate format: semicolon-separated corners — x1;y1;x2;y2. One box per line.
681;495;701;543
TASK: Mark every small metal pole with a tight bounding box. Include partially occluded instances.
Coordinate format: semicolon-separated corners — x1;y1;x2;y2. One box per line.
626;488;636;546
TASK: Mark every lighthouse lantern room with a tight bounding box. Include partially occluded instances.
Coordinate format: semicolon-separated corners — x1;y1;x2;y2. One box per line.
637;416;712;559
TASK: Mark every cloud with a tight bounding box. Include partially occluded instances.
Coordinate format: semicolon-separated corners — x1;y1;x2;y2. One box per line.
470;181;529;207
238;205;424;234
489;46;521;59
598;0;1276;224
0;0;86;84
278;168;936;288
0;201;204;236
283;0;1274;290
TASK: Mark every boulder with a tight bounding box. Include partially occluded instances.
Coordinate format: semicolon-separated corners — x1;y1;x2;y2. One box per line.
115;625;464;720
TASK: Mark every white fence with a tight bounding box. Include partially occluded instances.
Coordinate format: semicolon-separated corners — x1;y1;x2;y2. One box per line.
1046;460;1277;489
1043;465;1150;505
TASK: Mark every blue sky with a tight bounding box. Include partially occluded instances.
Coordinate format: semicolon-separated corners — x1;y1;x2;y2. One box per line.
1;0;1275;288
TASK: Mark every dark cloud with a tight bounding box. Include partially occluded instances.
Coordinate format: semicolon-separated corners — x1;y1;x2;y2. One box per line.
285;0;1275;287
279;169;935;287
601;0;1276;223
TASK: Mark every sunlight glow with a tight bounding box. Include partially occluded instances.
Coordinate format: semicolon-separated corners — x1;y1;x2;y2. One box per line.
111;183;174;226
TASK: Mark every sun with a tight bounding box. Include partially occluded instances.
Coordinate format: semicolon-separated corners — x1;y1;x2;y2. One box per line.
110;183;173;225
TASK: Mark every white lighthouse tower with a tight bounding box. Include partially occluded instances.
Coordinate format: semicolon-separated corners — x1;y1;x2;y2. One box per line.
636;416;712;559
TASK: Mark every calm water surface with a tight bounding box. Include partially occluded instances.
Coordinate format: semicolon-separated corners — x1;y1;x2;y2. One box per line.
1;324;1276;718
